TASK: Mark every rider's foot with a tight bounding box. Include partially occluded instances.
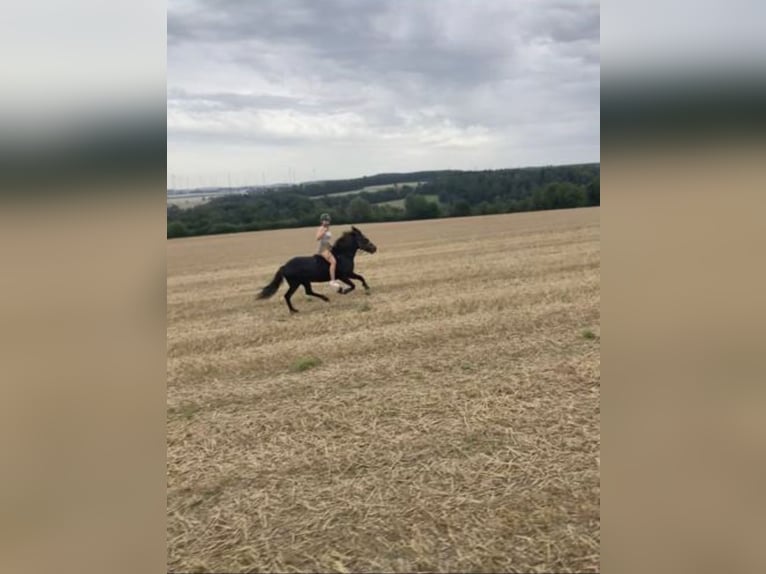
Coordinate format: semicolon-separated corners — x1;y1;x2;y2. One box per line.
329;280;341;289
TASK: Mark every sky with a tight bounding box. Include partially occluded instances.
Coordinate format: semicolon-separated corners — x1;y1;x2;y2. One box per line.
167;0;600;189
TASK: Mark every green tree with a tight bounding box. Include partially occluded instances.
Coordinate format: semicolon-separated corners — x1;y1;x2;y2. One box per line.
587;178;600;205
474;201;495;215
532;182;587;210
558;183;587;208
210;222;239;235
451;200;471;217
167;221;188;238
405;194;439;219
348;197;373;222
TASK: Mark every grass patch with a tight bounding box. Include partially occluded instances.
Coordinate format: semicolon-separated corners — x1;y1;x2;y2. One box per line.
377;194;441;209
290;356;322;372
313;181;426;198
169;402;203;420
582;329;598;340
377;198;405;208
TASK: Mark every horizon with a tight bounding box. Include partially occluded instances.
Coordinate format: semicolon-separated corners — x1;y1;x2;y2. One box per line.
167;159;600;192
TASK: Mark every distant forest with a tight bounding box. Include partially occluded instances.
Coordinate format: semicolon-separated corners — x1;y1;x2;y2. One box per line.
167;163;599;238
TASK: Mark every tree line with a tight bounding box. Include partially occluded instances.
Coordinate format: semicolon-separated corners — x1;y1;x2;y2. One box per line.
167;163;599;238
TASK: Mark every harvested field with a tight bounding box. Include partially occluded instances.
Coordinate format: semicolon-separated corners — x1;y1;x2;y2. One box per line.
167;207;600;573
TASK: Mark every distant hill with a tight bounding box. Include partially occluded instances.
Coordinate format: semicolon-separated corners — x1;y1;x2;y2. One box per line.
167;163;599;238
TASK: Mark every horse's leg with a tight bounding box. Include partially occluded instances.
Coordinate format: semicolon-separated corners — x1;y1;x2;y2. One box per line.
338;278;355;295
284;280;300;313
303;282;329;303
348;272;370;291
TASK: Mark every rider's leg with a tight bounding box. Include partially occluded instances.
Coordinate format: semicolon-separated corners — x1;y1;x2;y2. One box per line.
328;253;337;282
322;251;341;288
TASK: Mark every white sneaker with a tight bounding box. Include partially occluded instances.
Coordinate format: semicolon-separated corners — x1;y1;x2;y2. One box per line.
329;280;341;289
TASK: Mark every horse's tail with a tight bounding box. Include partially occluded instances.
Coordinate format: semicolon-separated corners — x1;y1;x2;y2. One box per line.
257;267;284;299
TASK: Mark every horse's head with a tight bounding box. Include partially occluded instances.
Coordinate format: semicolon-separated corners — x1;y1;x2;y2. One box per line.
333;226;377;256
351;226;377;254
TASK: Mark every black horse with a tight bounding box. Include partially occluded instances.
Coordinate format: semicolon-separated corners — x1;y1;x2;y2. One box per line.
256;226;377;313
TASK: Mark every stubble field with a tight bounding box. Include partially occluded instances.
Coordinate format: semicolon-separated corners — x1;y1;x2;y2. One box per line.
167;207;600;573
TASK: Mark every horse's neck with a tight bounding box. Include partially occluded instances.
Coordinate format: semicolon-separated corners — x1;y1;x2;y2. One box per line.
333;244;357;260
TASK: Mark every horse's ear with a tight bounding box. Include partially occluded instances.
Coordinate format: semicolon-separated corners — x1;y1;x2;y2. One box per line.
351;226;359;233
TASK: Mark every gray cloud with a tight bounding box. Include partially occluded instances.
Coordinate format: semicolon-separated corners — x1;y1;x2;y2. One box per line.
168;0;599;186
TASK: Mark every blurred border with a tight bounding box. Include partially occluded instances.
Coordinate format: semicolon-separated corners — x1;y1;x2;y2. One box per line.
0;3;166;574
602;17;766;574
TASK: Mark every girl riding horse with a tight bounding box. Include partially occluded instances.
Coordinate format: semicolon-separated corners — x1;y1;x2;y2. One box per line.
316;213;342;289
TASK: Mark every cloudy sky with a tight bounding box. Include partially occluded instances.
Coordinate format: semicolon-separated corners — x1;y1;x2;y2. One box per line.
167;0;599;188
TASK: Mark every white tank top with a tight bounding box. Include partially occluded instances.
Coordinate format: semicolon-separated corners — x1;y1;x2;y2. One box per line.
318;229;332;252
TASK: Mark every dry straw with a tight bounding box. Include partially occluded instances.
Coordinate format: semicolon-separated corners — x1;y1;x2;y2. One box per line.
167;208;600;572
